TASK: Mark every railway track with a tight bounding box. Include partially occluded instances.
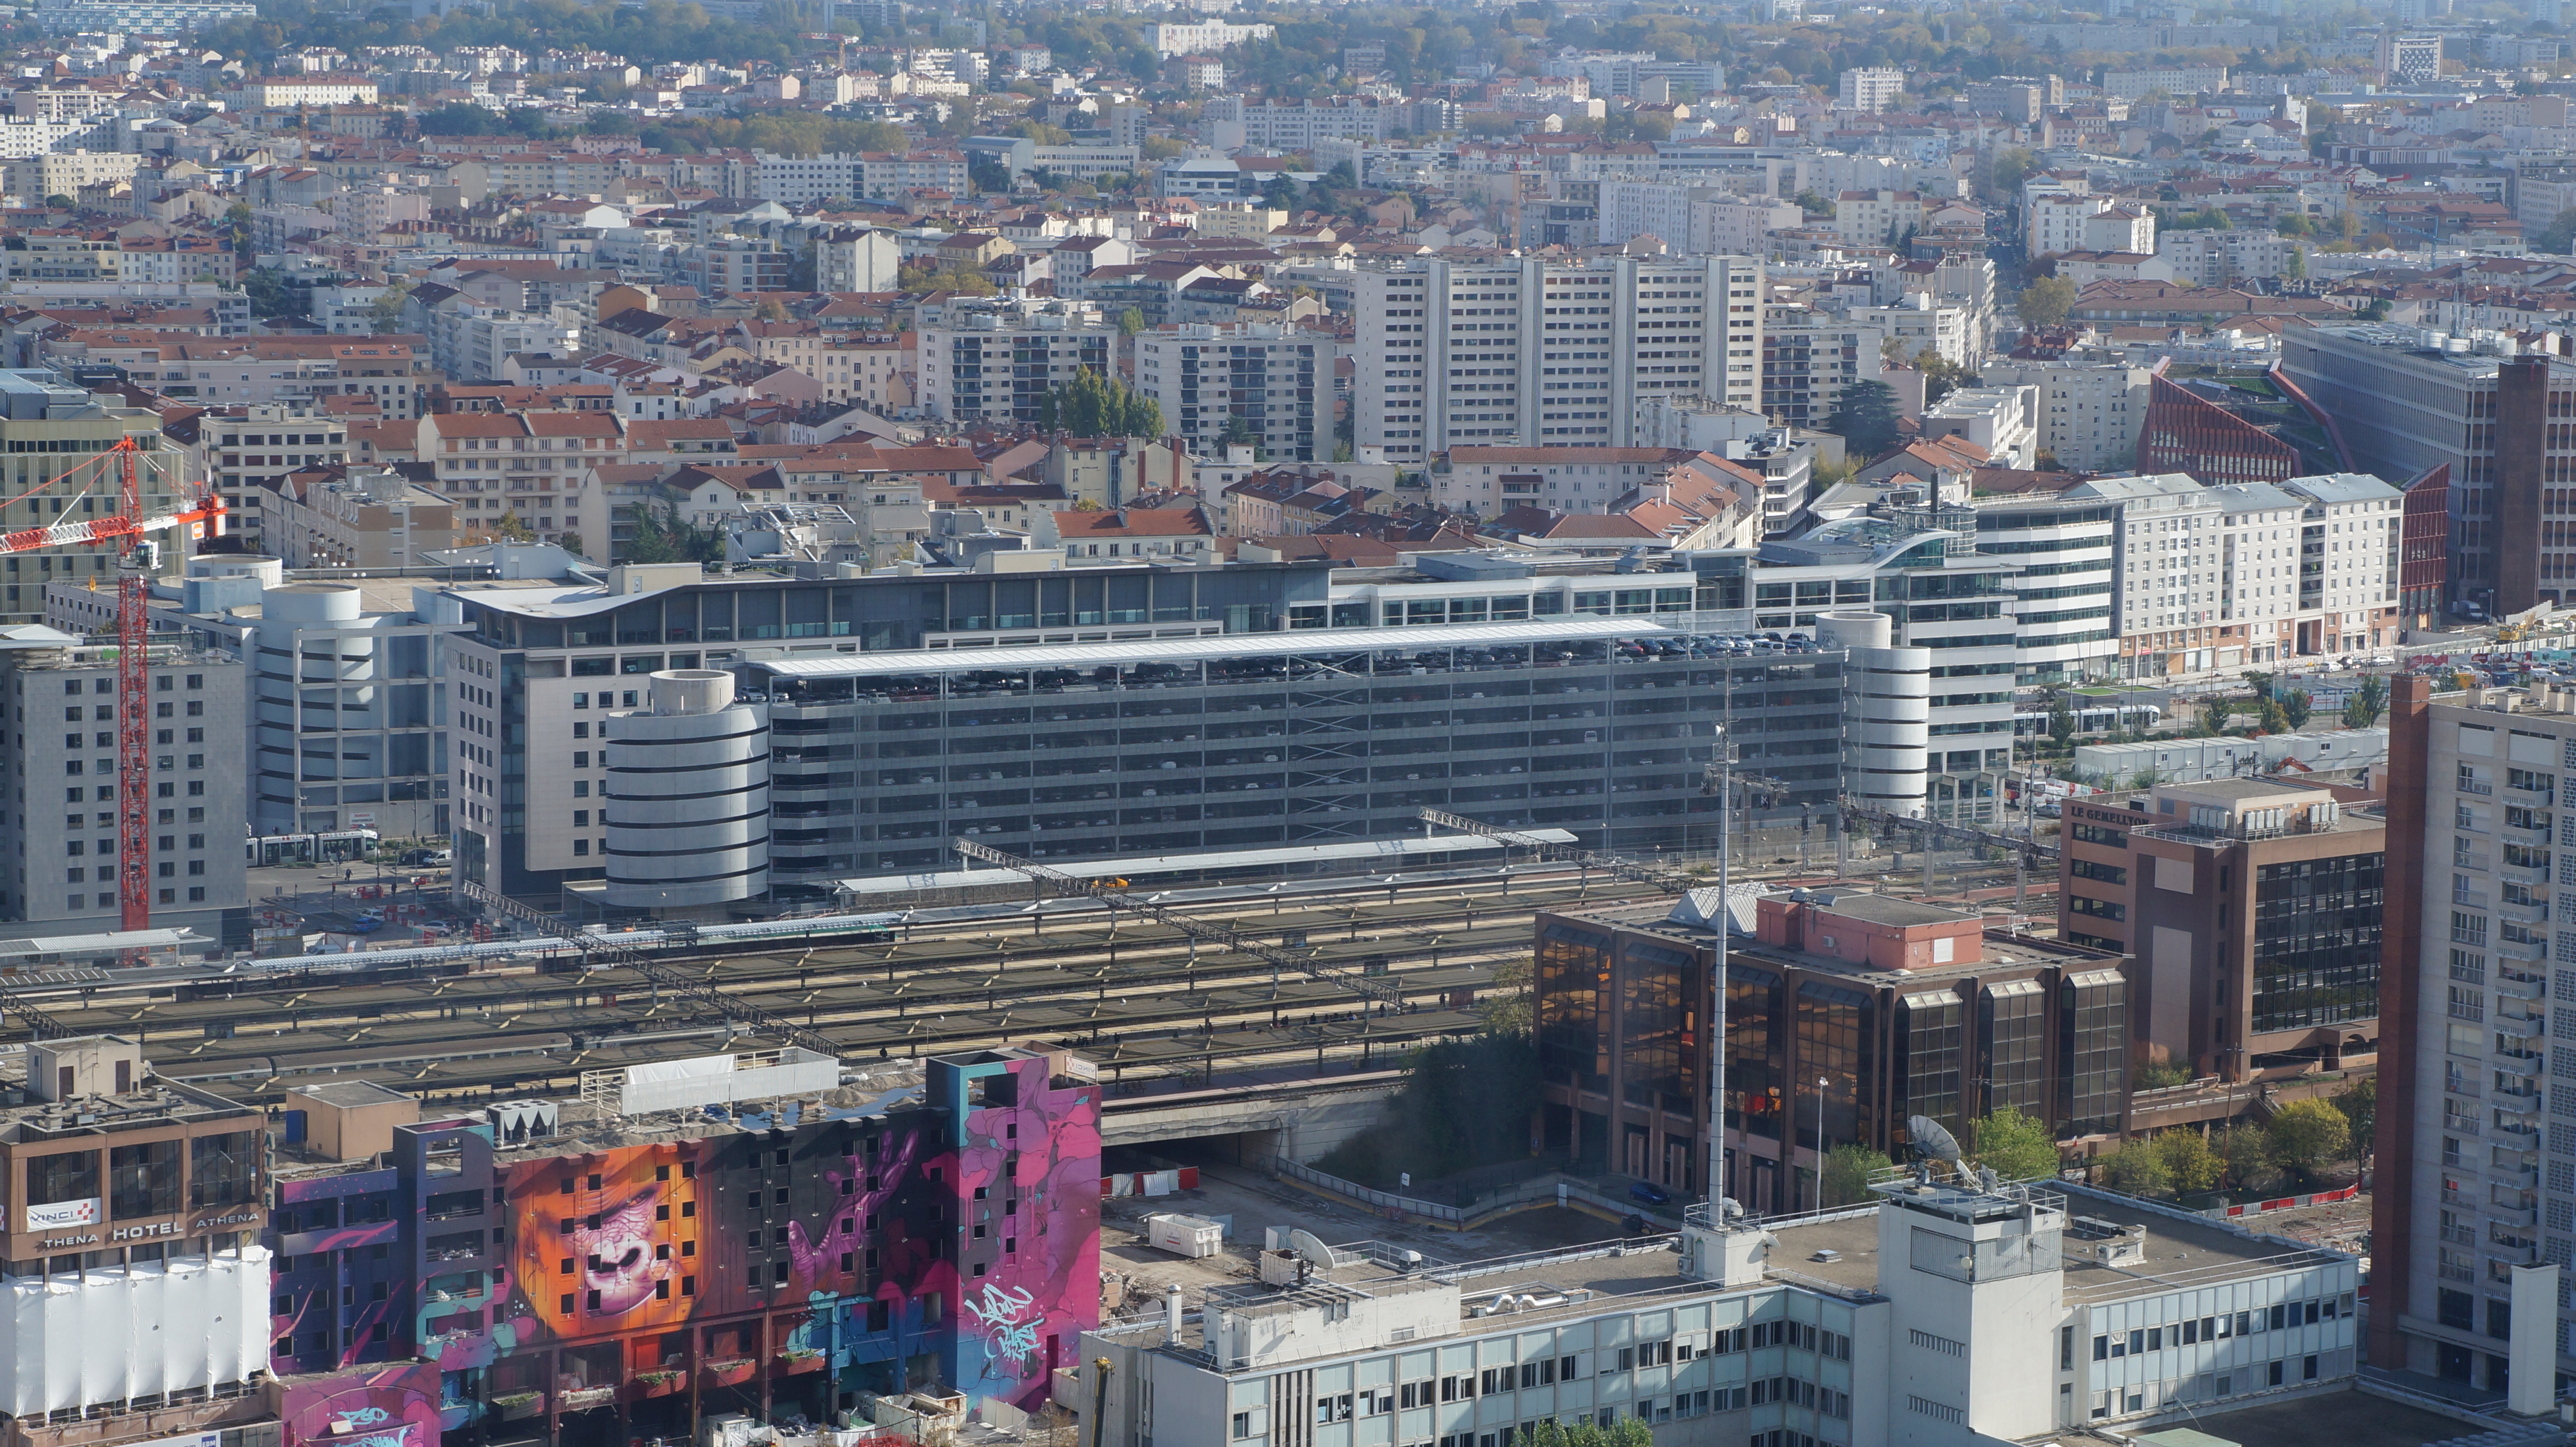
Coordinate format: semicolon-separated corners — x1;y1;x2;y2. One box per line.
36;869;1672;1105
12;850;2056;1108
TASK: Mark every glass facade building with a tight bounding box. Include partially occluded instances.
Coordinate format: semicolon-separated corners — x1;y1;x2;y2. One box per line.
1532;895;2129;1217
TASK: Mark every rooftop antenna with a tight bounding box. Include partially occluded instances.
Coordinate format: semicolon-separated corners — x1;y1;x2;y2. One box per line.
1703;720;1734;1212
1908;1112;1965;1183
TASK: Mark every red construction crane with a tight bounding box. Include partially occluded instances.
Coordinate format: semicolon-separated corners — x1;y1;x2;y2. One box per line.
0;439;226;932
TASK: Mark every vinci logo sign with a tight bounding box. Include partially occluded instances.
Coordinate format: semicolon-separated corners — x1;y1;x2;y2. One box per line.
24;1197;100;1231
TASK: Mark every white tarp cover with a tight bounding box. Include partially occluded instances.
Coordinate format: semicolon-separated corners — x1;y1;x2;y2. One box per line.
1;1248;269;1414
618;1049;838;1116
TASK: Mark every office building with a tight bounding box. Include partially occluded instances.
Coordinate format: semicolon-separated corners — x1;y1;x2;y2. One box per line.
1979;361;2151;472
2280;325;2576;615
2377;30;2444;82
0;631;246;943
1970;496;2118;685
1353;254;1765;467
917;296;1120;429
435;557;1848;909
0;372;191;626
1085;1171;2362;1447
1759;501;2018;821
1538;888;2125;1212
259;1044;1098;1433
1133;323;1329;465
2373;677;2573;1398
2056;779;2382;1082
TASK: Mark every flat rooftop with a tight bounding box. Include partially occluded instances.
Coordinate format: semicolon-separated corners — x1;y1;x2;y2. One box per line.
1796;893;1970;928
1552;899;2123;980
1769;1185;2350;1305
751;617;1686;679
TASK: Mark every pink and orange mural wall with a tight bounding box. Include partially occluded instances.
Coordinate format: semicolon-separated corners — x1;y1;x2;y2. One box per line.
270;1048;1100;1446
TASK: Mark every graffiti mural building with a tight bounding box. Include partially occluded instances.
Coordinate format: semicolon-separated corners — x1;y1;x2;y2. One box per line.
265;1046;1099;1447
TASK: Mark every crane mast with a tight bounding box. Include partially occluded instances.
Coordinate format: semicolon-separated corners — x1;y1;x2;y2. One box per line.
0;437;225;941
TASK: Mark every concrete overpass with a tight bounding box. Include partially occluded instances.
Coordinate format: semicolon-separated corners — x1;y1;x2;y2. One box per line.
1099;1070;1402;1163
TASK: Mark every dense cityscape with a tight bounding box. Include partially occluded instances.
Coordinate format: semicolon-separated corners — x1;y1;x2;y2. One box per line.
0;0;2564;1443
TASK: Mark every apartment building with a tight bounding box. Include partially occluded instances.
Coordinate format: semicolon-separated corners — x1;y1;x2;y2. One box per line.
38;331;429;417
5;150;141;201
2056;779;2381;1082
267;466;457;570
2061;473;2228;682
2280;325;2576;615
1920;385;2038;468
1354;254;1764;467
419;408;623;552
1971;496;2118;684
1432;445;1709;519
1837;66;1905;110
916;295;1119;428
1147;18;1275;53
1091;1168;2359;1447
1979;360;2152;471
0;373;190;625
161;402;348;552
1832;188;1928;246
2215;473;2404;662
2374;677;2573;1399
1133;322;1328;464
0;632;246;943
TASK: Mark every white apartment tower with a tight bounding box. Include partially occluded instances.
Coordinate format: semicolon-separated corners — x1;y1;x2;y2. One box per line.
1839;67;1905;111
1354;255;1763;467
1979;361;2151;471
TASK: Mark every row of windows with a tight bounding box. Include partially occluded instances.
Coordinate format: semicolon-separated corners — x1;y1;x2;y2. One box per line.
2091;1295;2350;1361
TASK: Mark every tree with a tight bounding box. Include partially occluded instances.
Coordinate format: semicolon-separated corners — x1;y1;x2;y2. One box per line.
2048;692;2076;750
1481;952;1531;1034
2540;208;2576;255
2279;688;2312;730
1038;366;1162;439
623;503;723;565
2241;668;2275;699
1970;1106;2061;1181
1820;1143;1885;1207
1793;188;1832;215
2215;1124;2272;1191
2332;1073;2377;1158
2265;1099;2353;1180
2201;694;2233;735
2344;674;2387;729
42;193;73;210
2097;1139;2170;1196
2016;275;2078;328
490;511;536;544
1824;380;1903;459
755;297;789;322
2285;245;2307;280
1989;146;2035;197
1117;306;1146;337
2153;1130;2225;1194
369;279;413;331
2258;696;2290;734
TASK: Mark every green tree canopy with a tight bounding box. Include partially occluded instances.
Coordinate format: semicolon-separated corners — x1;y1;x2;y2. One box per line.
1824;379;1903;459
2264;1099;2353;1180
1037;366;1163;439
2279;688;2312;730
1971;1106;2061;1181
1819;1143;1886;1207
2016;275;2078;328
2344;674;2387;729
2540;208;2576;255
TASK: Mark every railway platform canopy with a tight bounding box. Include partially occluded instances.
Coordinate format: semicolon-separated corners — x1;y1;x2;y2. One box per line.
829;831;1582;903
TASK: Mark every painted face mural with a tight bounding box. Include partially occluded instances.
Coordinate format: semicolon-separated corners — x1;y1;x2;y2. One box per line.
576;1183;672;1316
509;1143;709;1340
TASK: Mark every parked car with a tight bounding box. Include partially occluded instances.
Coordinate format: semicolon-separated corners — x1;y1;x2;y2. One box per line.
1628;1180;1670;1205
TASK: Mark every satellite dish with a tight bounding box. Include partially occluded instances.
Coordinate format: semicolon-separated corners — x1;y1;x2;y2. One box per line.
1287;1228;1343;1270
1909;1114;1964;1169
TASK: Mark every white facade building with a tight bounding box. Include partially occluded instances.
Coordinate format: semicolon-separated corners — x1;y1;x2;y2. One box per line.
1147;19;1274;54
1838;67;1905;111
1082;1176;2360;1447
1979;361;2151;471
1135;322;1329;464
917;295;1118;427
1353;254;1764;467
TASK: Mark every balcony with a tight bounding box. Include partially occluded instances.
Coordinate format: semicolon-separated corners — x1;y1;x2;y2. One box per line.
2499;861;2549;888
2500;822;2551;847
2495;1013;2543;1040
2494;974;2546;1001
2493;935;2545;963
2490;1163;2540;1191
2496;1050;2542;1077
2498;900;2549;926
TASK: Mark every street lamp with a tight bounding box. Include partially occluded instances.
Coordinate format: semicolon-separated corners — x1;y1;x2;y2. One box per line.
1813;1075;1828;1210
